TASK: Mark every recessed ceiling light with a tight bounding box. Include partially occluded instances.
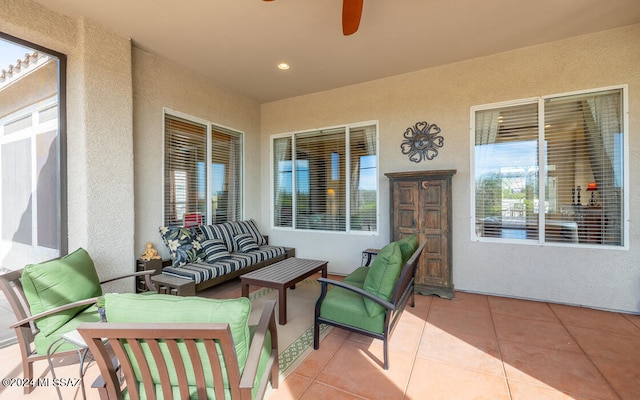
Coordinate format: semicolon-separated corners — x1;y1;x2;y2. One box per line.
277;62;290;70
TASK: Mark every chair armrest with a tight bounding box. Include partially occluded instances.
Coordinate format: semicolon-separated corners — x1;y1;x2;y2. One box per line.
10;297;100;329
100;270;157;292
317;278;396;311
240;299;277;389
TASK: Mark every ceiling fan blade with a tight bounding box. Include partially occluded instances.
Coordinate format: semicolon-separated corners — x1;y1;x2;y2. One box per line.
342;0;363;36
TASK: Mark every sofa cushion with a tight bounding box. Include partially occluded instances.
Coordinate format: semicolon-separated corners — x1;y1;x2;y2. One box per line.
21;248;102;336
232;219;267;246
159;226;205;267
235;233;260;252
397;234;419;264
199;222;239;252
202;238;231;262
162;246;286;284
106;293;252;369
362;242;403;317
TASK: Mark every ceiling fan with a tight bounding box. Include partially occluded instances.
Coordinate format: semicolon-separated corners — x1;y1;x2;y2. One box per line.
263;0;364;36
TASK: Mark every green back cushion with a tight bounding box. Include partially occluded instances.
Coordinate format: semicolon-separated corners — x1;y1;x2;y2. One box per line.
343;266;369;285
21;248;102;336
397;234;418;264
362;242;403;317
106;293;252;378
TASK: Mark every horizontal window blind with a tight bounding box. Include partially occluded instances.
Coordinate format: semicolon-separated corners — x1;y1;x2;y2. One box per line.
544;89;623;245
295;128;346;231
164;114;207;227
272;122;378;233
475;103;539;240
211;127;242;223
349;125;377;232
164;113;244;227
273;136;293;228
473;87;624;246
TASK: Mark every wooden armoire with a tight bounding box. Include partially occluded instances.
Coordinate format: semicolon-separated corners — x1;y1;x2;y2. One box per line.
385;170;456;299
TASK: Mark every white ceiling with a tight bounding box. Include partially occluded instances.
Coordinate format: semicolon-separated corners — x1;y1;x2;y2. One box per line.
32;0;640;103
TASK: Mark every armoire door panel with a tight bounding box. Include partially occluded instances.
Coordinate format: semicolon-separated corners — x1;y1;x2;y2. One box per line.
421;183;443;206
423;210;442;231
398;209;417;230
396;182;418;207
424;235;442;254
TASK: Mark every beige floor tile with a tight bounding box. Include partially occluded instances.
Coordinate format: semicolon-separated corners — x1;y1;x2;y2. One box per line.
315;339;412;400
406;358;510;400
417;324;504;376
500;341;619;400
493;313;581;353
488;296;559;323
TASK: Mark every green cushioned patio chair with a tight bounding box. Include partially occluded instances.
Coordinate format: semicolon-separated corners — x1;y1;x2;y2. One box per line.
314;237;426;369
77;294;279;400
0;248;156;394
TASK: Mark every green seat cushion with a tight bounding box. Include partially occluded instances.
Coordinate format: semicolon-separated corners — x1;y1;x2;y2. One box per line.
343;267;369;285
22;248;102;336
320;286;385;334
362;242;403;317
106;293;252;370
397;234;419;264
34;305;101;355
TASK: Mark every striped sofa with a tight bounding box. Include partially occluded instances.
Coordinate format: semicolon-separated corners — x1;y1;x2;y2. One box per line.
159;219;294;292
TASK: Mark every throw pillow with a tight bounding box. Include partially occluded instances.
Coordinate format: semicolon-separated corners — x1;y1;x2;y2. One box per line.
362;242;403;317
232;219;267;246
234;233;260;252
202;239;231;262
199;222;239;252
159;226;205;267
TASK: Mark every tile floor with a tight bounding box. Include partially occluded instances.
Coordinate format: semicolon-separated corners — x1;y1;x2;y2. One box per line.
1;275;639;399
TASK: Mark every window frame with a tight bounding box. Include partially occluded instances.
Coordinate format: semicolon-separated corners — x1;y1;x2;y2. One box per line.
270;120;379;234
0;32;67;260
162;108;244;227
469;85;629;249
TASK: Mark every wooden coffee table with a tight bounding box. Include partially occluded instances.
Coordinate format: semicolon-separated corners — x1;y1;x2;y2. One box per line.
241;257;328;325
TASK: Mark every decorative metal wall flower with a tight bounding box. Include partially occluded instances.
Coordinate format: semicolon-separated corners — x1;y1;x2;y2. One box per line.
400;121;444;162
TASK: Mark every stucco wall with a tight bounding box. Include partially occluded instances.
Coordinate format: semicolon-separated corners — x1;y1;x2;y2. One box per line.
1;0;135;291
261;24;640;313
132;47;262;260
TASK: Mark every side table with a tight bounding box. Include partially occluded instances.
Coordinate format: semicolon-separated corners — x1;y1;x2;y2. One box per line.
47;329;104;400
135;258;170;293
151;274;196;296
361;248;379;266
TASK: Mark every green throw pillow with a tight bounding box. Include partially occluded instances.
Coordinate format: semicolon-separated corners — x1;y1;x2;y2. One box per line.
362;242;403;317
21;248;102;336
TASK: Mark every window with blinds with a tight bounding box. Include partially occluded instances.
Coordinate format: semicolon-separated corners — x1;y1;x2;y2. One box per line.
472;87;626;247
272;122;378;232
164;111;243;227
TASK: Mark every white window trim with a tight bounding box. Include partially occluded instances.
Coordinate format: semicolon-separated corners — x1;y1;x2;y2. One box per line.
161;108;245;226
270;120;380;235
469;85;629;250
